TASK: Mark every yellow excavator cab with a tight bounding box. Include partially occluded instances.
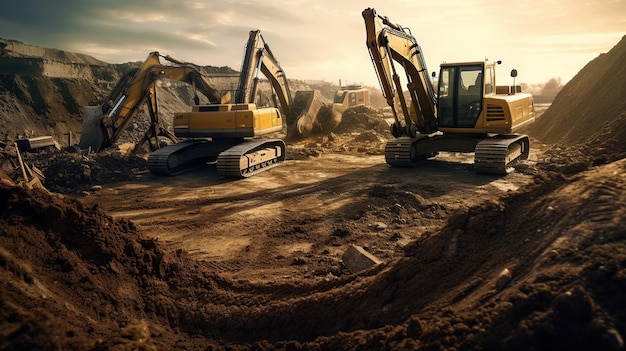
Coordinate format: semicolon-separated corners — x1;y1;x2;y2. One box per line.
435;61;534;135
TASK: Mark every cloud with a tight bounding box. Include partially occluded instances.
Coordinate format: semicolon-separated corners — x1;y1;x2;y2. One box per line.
0;0;623;85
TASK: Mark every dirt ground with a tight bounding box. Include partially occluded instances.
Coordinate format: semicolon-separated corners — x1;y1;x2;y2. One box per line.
1;37;626;350
77;143;534;284
2;129;626;350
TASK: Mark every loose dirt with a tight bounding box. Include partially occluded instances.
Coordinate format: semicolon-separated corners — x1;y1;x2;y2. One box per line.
1;36;625;350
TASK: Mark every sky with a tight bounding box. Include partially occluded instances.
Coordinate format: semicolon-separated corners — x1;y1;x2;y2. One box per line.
0;0;624;87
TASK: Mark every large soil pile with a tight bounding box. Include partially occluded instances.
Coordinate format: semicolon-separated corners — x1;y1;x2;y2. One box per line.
1;36;626;350
526;35;626;146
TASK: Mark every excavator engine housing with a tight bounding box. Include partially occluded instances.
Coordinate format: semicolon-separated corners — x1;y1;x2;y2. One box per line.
173;103;283;139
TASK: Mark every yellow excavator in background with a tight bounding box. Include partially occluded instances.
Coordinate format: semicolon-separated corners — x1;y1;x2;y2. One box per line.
79;51;228;153
363;8;535;174
147;29;340;177
333;85;370;113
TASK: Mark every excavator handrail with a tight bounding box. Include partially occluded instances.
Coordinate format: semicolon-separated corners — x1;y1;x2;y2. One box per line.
234;30;294;118
362;8;438;136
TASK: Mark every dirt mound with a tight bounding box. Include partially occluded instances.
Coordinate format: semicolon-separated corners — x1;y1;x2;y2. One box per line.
309;158;626;350
333;105;390;134
0;183;193;350
526;35;626;146
286;106;392;159
28;147;148;194
533;111;626;177
1;152;625;350
0;144;148;194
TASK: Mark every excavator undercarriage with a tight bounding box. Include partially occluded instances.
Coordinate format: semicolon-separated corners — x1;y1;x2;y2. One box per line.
216;139;286;178
147;138;285;178
384;134;530;174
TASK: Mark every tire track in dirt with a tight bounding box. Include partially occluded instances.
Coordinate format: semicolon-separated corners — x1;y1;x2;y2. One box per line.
80;152;536;285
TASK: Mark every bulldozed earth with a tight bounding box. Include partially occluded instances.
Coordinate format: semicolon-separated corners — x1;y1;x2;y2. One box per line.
1;36;626;350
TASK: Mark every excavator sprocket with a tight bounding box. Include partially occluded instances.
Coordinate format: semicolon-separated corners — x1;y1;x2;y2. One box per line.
474;135;530;174
216;139;286;178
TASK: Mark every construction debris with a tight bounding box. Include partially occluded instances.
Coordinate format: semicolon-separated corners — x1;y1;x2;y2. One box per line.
341;245;383;273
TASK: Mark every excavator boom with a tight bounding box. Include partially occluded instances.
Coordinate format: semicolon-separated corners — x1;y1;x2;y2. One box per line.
233;30;339;139
235;30;292;114
363;8;438;137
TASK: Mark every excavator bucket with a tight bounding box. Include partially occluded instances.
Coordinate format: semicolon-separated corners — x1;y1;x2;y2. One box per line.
78;106;107;152
286;90;342;141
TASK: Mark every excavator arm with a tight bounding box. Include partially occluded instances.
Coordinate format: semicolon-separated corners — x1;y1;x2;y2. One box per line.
79;51;226;152
233;30;340;139
235;30;293;117
363;8;438;137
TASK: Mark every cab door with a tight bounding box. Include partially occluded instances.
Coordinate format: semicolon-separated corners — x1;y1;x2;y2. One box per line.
437;64;483;128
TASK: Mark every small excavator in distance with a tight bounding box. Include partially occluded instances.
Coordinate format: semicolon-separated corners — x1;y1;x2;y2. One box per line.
79;51;228;153
362;8;535;174
147;29;340;177
332;85;371;113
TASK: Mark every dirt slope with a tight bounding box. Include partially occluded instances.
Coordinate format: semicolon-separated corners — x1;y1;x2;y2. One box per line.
526;35;626;146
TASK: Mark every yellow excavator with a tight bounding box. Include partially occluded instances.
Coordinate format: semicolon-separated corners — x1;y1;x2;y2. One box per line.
333;85;370;113
79;51;228;153
147;29;340;177
363;8;535;174
80;31;339;178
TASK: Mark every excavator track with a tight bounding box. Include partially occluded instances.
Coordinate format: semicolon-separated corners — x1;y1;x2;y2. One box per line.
216;139;286;178
474;135;530;174
384;134;530;174
147;140;215;176
384;135;433;166
384;137;417;166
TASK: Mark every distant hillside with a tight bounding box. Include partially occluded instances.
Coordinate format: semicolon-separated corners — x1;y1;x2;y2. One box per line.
0;38;240;144
526;35;626;146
